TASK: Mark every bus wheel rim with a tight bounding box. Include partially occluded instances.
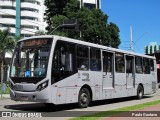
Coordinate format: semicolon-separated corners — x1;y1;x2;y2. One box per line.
81;93;88;104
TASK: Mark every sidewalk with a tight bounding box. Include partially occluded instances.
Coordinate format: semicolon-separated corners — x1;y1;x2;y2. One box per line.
0;94;10;100
104;104;160;120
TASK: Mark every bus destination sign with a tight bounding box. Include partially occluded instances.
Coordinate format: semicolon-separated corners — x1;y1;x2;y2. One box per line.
21;39;49;48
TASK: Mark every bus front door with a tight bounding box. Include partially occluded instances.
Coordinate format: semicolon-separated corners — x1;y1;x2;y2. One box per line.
126;55;135;88
102;51;114;89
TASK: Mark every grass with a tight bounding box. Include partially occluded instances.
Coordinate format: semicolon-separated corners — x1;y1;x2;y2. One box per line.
70;100;160;120
0;83;10;94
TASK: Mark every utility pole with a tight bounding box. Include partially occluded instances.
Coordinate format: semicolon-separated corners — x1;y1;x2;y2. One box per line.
80;0;83;38
130;25;133;51
0;29;9;98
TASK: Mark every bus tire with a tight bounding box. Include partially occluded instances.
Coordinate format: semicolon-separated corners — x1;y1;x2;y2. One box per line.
78;88;91;108
137;85;144;99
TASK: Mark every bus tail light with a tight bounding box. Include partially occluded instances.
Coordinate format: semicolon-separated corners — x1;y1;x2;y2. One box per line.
36;81;48;91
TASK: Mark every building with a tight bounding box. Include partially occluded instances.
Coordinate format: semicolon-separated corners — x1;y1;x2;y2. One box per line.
0;0;46;82
145;42;160;86
144;42;160;54
0;0;45;37
80;0;101;9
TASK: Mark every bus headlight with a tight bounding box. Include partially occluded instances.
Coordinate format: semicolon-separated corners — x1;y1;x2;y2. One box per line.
36;81;48;91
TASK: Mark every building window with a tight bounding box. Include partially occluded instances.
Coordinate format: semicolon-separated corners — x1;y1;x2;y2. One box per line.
21;0;41;5
0;15;15;19
1;23;15;28
21;16;38;21
21;34;33;37
21;8;39;13
84;3;96;9
21;25;38;30
0;6;16;10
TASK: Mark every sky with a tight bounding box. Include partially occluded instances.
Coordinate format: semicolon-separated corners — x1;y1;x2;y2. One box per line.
101;0;160;54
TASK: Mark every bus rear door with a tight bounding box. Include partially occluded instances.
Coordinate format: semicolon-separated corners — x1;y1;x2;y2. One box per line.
126;55;135;88
102;51;114;89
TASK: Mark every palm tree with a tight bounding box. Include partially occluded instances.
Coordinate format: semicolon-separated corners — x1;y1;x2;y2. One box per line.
0;28;15;84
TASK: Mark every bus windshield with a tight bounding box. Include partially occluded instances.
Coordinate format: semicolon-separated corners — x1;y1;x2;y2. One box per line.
10;38;52;83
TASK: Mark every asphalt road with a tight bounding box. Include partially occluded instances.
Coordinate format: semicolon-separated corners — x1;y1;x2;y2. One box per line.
0;88;160;120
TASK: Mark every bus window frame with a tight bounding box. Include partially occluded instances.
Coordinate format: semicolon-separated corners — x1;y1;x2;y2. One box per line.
76;45;89;71
51;40;77;84
135;56;143;74
115;53;125;73
90;47;101;71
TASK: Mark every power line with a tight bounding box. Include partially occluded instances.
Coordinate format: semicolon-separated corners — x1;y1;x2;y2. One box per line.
132;41;141;52
119;46;130;48
134;32;148;44
121;41;130;42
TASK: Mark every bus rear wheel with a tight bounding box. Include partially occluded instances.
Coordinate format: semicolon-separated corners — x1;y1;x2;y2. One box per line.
78;88;90;108
137;85;144;99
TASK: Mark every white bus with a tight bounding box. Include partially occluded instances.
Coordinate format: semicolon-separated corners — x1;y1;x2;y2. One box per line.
9;35;157;108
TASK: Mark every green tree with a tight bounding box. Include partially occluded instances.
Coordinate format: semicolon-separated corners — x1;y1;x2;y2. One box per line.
0;29;15;83
107;22;121;48
44;0;121;48
49;15;69;36
0;28;15;57
44;0;69;31
75;8;110;44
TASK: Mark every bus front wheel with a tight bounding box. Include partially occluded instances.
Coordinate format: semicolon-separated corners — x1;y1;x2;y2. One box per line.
137;85;144;99
78;88;90;108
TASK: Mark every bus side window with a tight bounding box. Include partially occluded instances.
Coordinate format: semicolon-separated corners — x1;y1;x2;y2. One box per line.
135;56;143;74
51;41;76;84
77;45;89;71
90;48;101;71
150;59;154;71
143;58;150;74
103;52;112;72
126;56;133;73
115;53;125;73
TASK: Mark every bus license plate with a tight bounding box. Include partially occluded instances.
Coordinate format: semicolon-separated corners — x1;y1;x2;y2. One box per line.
21;96;28;101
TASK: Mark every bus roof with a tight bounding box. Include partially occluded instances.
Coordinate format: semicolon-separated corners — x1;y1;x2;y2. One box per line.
18;35;155;60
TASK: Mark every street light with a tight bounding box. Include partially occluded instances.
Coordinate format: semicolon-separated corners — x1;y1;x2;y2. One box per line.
49;19;79;35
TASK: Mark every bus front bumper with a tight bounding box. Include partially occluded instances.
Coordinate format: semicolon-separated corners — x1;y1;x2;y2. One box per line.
10;87;51;103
